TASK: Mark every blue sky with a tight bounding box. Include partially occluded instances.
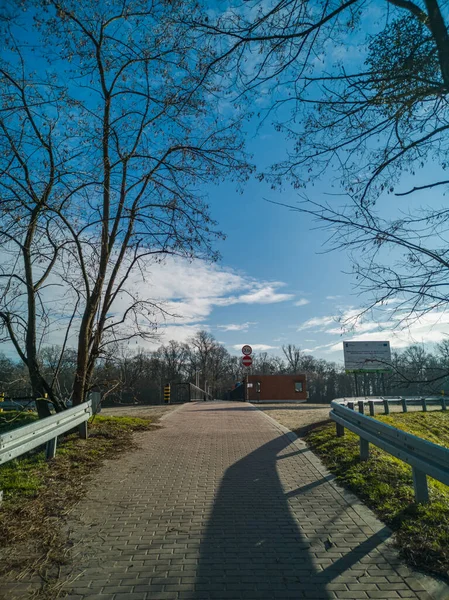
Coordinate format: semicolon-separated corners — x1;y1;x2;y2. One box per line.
148;118;449;364
3;0;449;366
148;0;449;364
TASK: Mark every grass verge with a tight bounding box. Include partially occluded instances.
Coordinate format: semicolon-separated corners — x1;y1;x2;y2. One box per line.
304;411;449;580
0;410;39;434
0;413;158;598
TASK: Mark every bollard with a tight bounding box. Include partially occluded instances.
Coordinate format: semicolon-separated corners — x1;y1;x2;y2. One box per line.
164;383;171;404
46;437;57;459
412;467;429;503
360;438;369;461
78;421;88;439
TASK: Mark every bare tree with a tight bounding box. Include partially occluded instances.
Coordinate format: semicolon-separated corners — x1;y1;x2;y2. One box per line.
195;1;449;324
0;0;249;414
282;344;303;373
156;340;189;383
252;351;280;375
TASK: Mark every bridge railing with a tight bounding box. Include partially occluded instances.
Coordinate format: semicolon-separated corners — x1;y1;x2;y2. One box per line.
331;395;447;415
0;400;93;468
329;399;449;503
188;383;213;401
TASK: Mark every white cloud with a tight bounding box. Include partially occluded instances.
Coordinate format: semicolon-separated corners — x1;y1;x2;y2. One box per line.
231;343;279;352
217;322;257;332
326;295;343;300
301;307;449;358
234;283;294;305
25;255;294;352
294;298;310;307
327;321;381;335
297;315;337;331
148;323;206;347
104;257;293;320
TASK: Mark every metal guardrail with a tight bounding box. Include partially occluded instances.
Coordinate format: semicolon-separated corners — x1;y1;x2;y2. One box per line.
330;399;449;503
0;400;93;466
333;395;447;416
333;396;447;413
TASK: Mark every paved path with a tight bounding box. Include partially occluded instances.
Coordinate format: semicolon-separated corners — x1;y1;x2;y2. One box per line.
62;401;435;600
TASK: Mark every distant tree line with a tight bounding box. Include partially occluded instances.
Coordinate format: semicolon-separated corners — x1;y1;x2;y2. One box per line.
1;332;449;404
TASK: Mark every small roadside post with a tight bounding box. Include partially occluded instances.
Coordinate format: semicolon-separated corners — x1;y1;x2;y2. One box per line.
242;345;252;401
164;383;171;404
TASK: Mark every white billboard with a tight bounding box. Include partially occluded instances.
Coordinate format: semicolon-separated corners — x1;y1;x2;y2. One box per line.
343;341;392;373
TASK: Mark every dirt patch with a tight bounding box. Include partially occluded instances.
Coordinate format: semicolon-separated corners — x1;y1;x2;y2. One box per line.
100;404;179;420
0;415;160;600
257;401;446;437
256;402;331;436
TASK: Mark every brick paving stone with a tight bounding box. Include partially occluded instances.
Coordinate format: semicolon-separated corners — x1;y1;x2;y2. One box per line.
1;401;445;600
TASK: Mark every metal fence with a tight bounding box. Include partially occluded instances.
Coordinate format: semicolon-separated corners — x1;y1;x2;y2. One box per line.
330;398;449;503
172;382;212;402
331;395;447;415
0;400;93;468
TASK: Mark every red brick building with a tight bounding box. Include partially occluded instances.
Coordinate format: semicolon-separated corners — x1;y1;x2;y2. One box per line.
245;374;307;403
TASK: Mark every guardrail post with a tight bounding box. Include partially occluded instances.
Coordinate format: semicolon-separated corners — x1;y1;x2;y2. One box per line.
401;398;408;413
358;401;365;414
330;397;448;504
442;398;447;411
383;399;390;415
360;438;369;460
421;398;427;412
78;422;88;439
368;400;375;416
0;400;93;467
46;437;57;460
412;467;429;503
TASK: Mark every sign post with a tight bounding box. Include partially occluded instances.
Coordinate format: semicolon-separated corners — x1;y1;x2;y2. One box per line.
242;355;252;367
343;341;391;397
343;341;392;373
241;346;253;400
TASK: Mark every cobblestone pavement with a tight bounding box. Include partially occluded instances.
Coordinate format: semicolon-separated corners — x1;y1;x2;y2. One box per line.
100;404;180;420
56;402;440;599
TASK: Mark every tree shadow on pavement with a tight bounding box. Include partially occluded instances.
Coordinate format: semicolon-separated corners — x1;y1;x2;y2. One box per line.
188;432;390;600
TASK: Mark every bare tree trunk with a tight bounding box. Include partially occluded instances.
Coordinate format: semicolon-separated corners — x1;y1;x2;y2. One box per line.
423;0;449;87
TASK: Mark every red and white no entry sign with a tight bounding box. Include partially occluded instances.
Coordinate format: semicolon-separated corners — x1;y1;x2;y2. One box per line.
242;355;252;367
242;345;252;355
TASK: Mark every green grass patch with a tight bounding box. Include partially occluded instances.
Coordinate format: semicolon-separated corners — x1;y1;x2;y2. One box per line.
0;413;158;597
0;414;154;505
0;409;39;433
305;410;449;579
